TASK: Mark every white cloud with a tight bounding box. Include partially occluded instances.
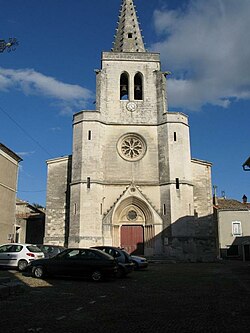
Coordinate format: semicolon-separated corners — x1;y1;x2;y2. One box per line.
151;0;250;111
17;151;35;157
0;67;93;115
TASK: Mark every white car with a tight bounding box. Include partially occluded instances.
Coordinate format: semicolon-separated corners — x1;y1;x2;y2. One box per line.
0;243;45;271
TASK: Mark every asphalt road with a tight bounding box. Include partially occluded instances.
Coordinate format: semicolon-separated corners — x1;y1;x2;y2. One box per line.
1;261;250;333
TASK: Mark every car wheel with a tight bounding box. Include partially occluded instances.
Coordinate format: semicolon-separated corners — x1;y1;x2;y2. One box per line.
116;266;126;278
18;259;28;272
91;270;102;282
32;266;44;279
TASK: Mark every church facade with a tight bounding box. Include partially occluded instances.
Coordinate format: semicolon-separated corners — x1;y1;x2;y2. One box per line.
45;0;216;261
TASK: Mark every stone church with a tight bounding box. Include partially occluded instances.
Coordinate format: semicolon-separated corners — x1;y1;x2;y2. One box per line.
45;0;216;261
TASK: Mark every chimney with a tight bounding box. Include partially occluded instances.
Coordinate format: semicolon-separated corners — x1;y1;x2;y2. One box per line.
242;194;247;204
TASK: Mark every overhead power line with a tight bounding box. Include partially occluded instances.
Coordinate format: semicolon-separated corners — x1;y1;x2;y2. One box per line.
0;104;53;158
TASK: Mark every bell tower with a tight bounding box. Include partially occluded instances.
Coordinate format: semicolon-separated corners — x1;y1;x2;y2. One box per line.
95;0;168;125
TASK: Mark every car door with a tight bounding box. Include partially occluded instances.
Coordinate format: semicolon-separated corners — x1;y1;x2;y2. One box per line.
66;249;100;277
46;249;81;276
0;245;9;266
0;244;20;267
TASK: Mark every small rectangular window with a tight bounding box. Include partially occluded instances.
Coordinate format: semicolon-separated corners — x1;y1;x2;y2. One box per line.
88;130;92;140
176;178;180;190
128;33;133;38
174;132;177;142
232;221;242;236
87;177;90;189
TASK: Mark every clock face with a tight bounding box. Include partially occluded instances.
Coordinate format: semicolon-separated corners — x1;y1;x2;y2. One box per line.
126;102;137;112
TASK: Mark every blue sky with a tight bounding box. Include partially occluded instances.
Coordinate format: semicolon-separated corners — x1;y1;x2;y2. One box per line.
1;0;249;206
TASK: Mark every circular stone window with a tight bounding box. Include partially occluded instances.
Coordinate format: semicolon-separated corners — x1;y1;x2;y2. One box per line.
127;210;138;221
117;133;146;161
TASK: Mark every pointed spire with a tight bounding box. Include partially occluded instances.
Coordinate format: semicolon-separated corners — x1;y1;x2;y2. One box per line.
112;0;146;53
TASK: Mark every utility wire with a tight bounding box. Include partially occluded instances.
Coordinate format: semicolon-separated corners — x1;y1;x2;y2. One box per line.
18;189;46;193
0;104;53;158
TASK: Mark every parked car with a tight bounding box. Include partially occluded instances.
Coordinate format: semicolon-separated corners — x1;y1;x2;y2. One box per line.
36;244;66;258
131;255;148;270
0;243;45;271
92;246;134;278
25;248;118;282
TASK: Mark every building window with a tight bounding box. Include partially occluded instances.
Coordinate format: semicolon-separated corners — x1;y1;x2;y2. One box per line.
134;72;143;100
74;203;77;215
120;72;129;100
87;177;91;189
117;133;146;161
176;178;180;190
88;130;92;140
174;132;177;142
163;204;166;215
127;210;138;221
128;33;133;38
232;221;242;236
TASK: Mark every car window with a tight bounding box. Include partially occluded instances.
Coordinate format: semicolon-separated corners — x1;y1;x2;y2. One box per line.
41;246;53;253
97;247;121;258
84;250;100;259
0;245;23;253
11;245;22;252
113;250;121;258
65;250;80;258
27;245;42;253
0;245;9;253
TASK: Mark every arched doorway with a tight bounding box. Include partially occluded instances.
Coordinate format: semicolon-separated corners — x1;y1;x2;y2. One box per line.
113;196;154;255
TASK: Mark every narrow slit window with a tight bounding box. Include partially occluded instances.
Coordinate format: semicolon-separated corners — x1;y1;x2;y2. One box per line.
88;130;92;140
176;178;180;190
87;177;91;189
174;132;177;142
163;204;166;215
74;203;77;215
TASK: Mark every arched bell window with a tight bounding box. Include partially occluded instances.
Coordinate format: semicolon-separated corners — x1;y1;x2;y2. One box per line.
134;72;143;100
120;72;129;100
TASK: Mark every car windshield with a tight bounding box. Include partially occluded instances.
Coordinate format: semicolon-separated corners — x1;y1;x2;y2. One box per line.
27;245;42;253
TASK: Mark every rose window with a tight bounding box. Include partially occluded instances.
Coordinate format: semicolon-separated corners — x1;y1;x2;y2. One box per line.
118;134;146;161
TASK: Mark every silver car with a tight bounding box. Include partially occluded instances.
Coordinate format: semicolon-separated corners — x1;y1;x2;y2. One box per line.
0;243;45;271
131;255;148;270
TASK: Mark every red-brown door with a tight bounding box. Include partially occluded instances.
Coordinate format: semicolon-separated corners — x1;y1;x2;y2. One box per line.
120;225;144;255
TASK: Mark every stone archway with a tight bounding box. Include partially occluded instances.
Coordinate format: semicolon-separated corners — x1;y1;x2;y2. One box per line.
112;196;155;254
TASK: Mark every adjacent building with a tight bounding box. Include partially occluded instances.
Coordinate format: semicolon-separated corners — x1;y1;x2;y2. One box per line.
214;197;250;261
0;143;22;244
45;0;215;261
16;199;45;244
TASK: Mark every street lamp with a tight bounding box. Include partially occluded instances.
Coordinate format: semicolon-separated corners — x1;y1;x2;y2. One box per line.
242;157;250;171
0;38;18;53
